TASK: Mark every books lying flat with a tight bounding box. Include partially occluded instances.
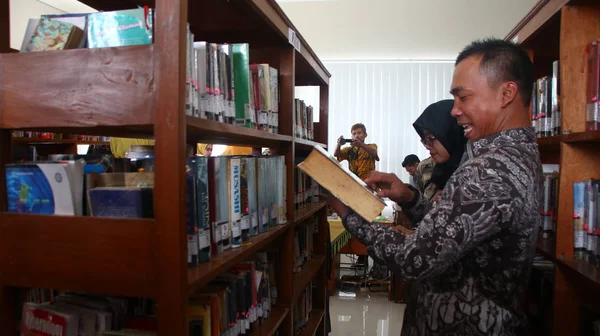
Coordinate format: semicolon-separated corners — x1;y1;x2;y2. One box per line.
297;145;385;222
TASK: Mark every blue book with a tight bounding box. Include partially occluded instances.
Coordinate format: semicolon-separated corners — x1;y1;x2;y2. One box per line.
88;187;153;218
194;157;211;263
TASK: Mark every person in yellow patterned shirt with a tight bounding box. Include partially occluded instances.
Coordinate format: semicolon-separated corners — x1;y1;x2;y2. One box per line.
334;123;379;181
334;123;379;268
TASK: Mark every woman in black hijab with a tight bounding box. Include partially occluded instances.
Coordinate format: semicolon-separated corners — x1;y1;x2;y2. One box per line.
412;99;467;200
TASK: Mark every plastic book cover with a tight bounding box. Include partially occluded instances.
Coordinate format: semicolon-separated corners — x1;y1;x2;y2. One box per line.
216;157;231;250
232;44;253;128
195;157;211;262
24;17;79;52
228;158;242;248
6;164;75;215
246;157;258;237
87;8;153;48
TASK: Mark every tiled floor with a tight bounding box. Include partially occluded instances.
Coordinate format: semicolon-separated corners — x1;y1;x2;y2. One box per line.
330;290;405;336
329;254;406;336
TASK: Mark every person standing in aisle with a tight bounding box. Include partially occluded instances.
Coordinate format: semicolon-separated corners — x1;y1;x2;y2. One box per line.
334;123;379;268
328;38;541;335
401;154;420;186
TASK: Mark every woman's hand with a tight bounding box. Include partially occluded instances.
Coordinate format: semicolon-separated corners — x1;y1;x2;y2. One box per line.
364;171;414;204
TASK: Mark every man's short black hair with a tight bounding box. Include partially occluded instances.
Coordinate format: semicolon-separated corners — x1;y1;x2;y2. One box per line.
351;123;367;133
455;38;533;107
402;154;420;167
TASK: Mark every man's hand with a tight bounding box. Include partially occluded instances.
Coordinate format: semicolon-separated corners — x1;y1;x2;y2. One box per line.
326;192;350;218
364;171;414;204
337;135;345;147
351;139;363;148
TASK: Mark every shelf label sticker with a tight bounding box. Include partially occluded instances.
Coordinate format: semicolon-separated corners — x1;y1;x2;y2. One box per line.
288;28;302;52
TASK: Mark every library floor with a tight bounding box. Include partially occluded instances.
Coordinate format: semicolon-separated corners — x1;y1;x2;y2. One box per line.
329;255;406;336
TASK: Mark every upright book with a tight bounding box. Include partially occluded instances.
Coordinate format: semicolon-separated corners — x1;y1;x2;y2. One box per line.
297;145;385;222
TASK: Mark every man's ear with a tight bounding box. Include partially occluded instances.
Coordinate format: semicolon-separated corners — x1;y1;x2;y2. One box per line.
500;81;518;108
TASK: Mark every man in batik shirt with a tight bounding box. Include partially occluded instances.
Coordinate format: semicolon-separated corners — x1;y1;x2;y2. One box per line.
328;39;542;336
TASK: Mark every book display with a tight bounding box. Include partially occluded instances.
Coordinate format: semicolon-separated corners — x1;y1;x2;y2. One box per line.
0;0;331;335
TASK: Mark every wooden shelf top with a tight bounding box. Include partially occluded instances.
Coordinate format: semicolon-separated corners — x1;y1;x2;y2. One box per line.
537;135;562;147
292;256;326;302
297;310;325;336
0;213;156;298
563;130;600;144
295;138;327;151
248;306;289;336
505;0;567;45
12;138;110;146
188;223;290;294
559;258;600;287
294;201;326;224
187;117;293;147
78;0;330;85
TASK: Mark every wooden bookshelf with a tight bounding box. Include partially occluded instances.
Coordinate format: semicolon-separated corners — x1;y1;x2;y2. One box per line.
294;201;327;224
507;1;600;334
0;0;331;335
11;138;110;146
297;310;325;336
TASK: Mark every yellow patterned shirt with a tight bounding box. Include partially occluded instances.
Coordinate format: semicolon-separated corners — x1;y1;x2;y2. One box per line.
337;144;378;181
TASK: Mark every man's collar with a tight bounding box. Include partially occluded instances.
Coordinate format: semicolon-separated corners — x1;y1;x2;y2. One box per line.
466;127;536;158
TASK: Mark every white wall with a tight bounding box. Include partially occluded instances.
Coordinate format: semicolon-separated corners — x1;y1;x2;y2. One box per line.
325;61;454;182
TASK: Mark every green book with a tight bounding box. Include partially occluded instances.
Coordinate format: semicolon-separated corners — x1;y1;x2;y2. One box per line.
87;8;153;48
232;44;253;128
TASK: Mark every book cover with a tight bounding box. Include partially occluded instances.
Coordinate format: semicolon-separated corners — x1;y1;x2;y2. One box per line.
23;17;84;52
88;187;154;218
195;157;211;262
6;163;77;215
41;13;89;48
215;157;231;250
87;8;153;48
21;302;79;336
246;157;259;237
239;157;251;242
232;44;253;128
208;158;224;255
228;158;242;248
297;145;386;222
186;161;199;267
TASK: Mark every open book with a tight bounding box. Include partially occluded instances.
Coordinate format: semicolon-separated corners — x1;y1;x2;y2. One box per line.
297;145;385;222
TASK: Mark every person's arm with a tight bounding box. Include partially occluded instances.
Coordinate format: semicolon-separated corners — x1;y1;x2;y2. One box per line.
361;143;379;161
336;159;518;281
334;135;345;160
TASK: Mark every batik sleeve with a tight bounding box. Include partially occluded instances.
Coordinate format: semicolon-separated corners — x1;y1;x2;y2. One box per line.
341;158;517;281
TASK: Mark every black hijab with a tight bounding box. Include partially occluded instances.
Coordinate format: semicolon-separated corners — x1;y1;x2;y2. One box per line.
412;99;467;191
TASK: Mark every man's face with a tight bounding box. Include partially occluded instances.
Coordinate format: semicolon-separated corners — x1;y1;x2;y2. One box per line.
351;128;366;142
450;56;505;141
405;164;417;176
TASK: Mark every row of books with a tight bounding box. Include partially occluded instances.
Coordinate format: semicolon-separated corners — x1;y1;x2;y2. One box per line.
184;27;280;134
20;292;158;336
573;179;600;264
540;173;559;239
20;7;153;52
189;251;278;336
295;99;315;141
11;131;110;142
294;216;317;273
294;166;321;210
293;282;314;336
531;61;561;138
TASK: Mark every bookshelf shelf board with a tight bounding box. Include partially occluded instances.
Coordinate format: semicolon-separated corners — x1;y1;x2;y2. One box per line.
559;258;600;287
537;135;562;148
249;306;289;336
292;256;326;302
563;130;600;144
188;223;290;294
537;236;556;261
0;45;155;130
294;201;326;225
186;116;293;147
12;138;110;146
0;214;156;298
297;310;325;336
295;138;327;151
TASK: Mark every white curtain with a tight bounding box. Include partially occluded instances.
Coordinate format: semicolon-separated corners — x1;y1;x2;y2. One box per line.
323;61;455;183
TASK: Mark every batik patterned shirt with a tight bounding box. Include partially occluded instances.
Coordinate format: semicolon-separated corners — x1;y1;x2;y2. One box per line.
337;143;378;181
341;127;542;336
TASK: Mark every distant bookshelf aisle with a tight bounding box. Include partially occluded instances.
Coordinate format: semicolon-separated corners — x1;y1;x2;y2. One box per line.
508;1;600;334
0;0;331;334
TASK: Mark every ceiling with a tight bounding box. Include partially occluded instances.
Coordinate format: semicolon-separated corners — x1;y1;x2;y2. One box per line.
277;0;539;61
